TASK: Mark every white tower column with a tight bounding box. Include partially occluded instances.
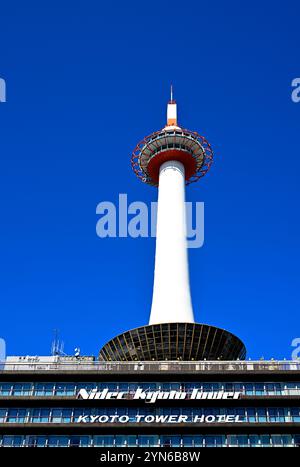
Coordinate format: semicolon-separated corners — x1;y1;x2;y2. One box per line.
149;160;195;325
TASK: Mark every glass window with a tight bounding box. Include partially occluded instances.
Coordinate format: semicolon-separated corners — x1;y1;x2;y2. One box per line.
211;383;220;391
34;383;54;396
261;435;270;447
14;436;23;446
17;409;26;423
193;436;204;447
0;383;12;396
2;436;14;446
277;408;285;423
62;409;72;423
58;436;69;446
48;436;69;447
285;383;300;395
182;436;193;447
203;383;212;391
225;383;234;391
227;435;238;447
48;436;59;447
268;408;277;422
127;436;137;447
69;436;81;447
161;383;171;391
265;383;275;395
215;436;225;447
282;435;292;447
30;408;45;423
294;435;300;447
139;436;158;447
273;383;282;394
271;435;282;447
34;384;45;396
205;436;216;447
54;383;75;396
55;384;66;396
77;383;94;391
0;409;6;423
184;383;197;392
237;435;249;447
12;383;30;396
79;437;90;447
245;383;254;395
247;408;256;422
291;408;300;422
255;383;264;395
31;408;39;422
257;408;267;422
161;436;180;447
119;383;129;392
27;436;37;447
51;409;63;423
105;383;117;391
115;436;128;447
44;383;54;396
249;435;260;447
170;383;181;390
65;384;75;396
40;409;49;423
93;436;114;447
7;409;18;423
36;437;47;447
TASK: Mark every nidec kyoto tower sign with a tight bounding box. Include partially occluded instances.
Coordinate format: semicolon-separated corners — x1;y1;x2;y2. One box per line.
77;388;241;403
99;90;246;362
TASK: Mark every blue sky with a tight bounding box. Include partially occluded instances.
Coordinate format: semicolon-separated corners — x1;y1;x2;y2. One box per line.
0;1;299;359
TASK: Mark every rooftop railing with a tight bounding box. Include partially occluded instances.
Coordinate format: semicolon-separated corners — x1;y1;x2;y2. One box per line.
0;360;300;373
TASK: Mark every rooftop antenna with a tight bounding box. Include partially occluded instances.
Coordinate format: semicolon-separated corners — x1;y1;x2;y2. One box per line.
170;84;173;102
51;329;66;356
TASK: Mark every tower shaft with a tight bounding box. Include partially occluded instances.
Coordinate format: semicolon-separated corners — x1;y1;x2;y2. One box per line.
149;160;194;325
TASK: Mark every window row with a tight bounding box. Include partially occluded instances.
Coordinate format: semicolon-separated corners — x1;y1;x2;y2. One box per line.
0;407;300;423
0;434;299;447
1;381;300;397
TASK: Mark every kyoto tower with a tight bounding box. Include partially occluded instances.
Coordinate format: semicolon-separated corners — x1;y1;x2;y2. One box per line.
99;90;246;361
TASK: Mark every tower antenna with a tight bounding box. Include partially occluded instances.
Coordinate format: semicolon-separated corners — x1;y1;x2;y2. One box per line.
51;329;66;356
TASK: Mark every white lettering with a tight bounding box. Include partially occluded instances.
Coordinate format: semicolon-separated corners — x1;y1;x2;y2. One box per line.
77;388;242;403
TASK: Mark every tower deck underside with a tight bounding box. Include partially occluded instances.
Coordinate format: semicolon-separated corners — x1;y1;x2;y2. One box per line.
99;323;246;362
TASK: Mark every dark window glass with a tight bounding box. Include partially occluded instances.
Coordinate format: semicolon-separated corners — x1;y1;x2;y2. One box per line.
139;436;158;447
0;383;12;396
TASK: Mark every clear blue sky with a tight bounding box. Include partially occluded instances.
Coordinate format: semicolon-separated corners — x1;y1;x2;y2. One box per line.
0;1;299;360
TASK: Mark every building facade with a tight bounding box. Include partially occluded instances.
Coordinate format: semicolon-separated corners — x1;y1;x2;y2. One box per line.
0;357;299;448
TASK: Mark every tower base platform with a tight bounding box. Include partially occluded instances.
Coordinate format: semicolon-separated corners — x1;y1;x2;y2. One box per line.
98;323;246;362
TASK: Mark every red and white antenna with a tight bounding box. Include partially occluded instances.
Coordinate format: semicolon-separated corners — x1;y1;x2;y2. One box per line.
167;85;178;127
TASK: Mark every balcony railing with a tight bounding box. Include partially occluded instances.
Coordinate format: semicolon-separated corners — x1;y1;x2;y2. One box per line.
0;360;300;373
